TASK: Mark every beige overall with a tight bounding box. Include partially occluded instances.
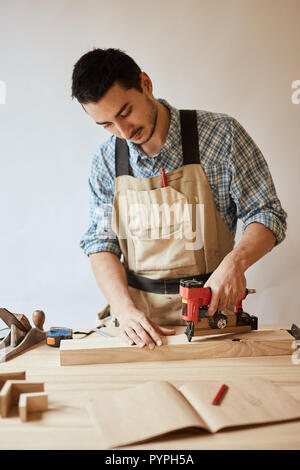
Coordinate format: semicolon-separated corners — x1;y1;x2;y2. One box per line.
111;114;235;326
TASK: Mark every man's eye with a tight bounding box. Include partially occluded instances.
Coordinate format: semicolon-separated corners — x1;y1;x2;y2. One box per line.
121;107;132;118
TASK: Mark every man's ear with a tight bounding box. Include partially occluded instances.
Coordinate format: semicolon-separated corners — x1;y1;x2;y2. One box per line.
140;72;153;94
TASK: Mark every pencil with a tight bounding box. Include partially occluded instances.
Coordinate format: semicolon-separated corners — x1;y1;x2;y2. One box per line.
212;384;228;405
161;168;167;187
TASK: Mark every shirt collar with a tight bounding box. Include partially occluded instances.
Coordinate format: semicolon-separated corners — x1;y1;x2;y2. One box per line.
126;98;180;163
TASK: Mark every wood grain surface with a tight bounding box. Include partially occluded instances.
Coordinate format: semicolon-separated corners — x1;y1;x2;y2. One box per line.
0;323;299;450
60;328;294;366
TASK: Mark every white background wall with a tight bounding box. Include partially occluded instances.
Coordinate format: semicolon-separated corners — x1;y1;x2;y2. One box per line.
0;0;299;329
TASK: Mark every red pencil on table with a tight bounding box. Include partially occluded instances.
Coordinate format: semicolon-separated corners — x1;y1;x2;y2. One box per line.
161;168;167;187
212;384;228;405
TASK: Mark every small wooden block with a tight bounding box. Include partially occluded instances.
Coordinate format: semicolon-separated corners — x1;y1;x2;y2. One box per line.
0;371;26;411
0;380;44;417
0;371;26;389
19;392;48;422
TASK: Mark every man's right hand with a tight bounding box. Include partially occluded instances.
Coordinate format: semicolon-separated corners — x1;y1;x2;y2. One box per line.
116;306;176;349
89;252;176;349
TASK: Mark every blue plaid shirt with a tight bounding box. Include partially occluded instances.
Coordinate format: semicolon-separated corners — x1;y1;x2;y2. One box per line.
80;99;287;258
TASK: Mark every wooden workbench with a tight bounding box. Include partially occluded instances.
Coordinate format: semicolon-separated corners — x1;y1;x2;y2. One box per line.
0;324;299;450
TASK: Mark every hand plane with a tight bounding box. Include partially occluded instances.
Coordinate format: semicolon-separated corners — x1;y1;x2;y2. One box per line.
0;308;46;361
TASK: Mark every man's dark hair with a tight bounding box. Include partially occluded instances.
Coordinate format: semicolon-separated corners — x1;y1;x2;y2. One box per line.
71;48;142;104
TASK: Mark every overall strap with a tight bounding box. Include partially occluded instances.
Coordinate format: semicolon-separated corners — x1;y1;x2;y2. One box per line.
115;137;130;177
179;109;200;165
115;109;199;176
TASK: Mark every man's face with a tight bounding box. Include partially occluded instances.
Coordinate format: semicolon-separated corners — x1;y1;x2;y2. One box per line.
83;73;158;145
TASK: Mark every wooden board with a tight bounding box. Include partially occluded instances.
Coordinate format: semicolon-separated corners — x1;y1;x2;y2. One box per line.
60;328;293;366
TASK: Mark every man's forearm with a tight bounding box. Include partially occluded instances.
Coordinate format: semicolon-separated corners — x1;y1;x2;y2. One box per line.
205;222;276;314
229;222;276;271
89;251;176;346
89;252;135;316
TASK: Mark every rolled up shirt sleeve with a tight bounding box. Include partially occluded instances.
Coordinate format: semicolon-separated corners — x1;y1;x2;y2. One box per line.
228;118;287;245
80;149;121;258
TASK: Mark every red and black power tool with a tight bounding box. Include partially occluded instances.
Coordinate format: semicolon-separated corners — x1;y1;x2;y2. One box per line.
179;279;258;342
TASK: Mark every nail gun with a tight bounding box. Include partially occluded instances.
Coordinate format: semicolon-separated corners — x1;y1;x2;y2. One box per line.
179;279;258;342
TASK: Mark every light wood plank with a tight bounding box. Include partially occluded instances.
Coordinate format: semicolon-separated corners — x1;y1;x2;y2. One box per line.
60;329;294;366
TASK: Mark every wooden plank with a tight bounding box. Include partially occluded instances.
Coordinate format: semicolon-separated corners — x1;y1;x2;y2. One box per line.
60;329;293;366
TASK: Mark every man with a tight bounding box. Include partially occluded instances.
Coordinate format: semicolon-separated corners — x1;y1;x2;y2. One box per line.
72;48;287;349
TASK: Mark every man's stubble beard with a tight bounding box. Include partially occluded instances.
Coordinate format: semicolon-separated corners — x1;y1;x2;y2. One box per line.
139;97;158;146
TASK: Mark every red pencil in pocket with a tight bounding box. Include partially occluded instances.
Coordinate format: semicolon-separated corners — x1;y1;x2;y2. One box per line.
161;168;167;187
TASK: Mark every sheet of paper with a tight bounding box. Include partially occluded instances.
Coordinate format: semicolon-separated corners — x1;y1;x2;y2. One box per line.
88;378;300;448
88;381;207;449
179;377;300;433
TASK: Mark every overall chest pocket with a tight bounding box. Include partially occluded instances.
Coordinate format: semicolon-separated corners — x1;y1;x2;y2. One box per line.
126;186;198;272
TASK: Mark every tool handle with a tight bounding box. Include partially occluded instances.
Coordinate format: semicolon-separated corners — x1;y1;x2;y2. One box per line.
205;288;256;304
32;310;45;330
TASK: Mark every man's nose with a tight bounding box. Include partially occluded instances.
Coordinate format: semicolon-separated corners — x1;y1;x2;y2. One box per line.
116;121;133;140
